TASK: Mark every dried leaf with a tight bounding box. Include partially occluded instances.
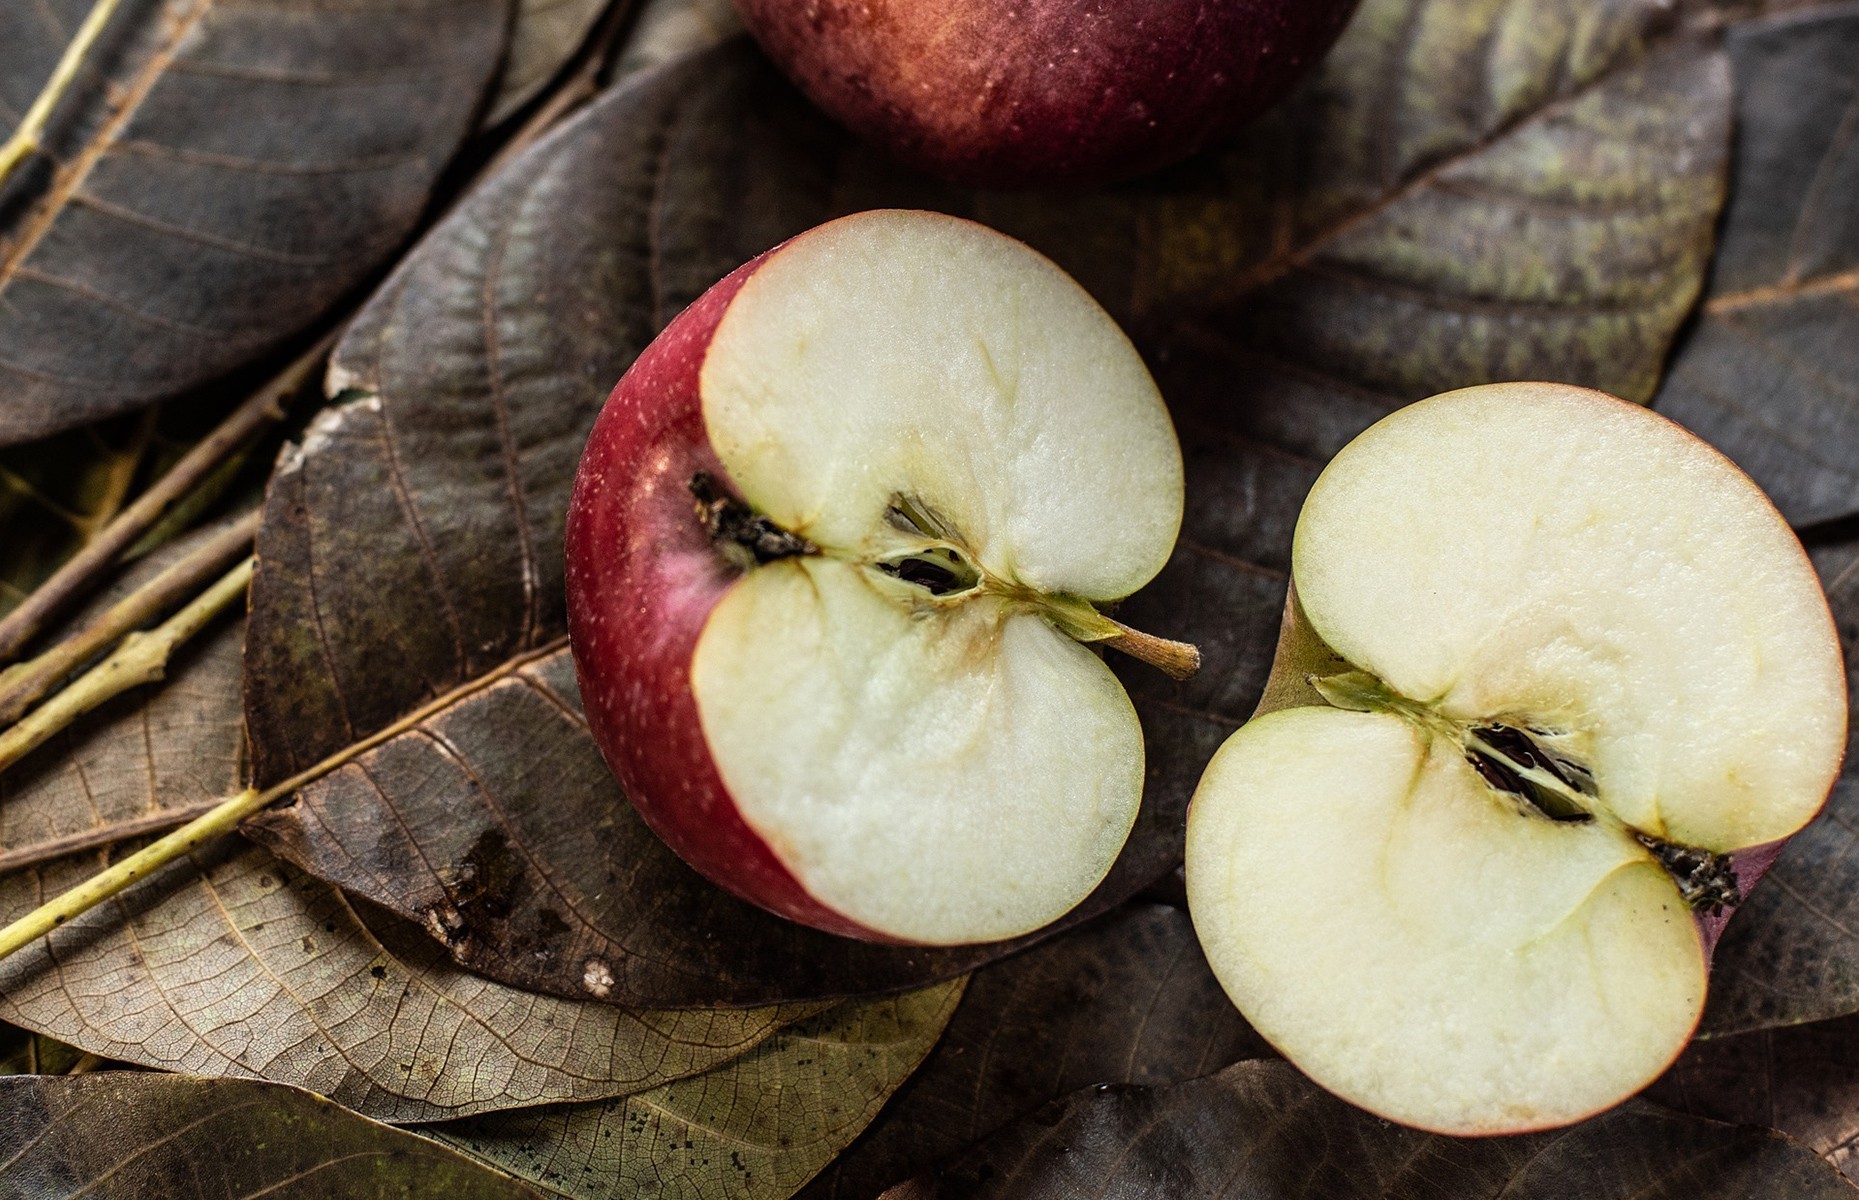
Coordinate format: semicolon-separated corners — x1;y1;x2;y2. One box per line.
799;904;1270;1200
244;0;1732;1007
1704;535;1859;1033
883;1060;1857;1200
485;0;615;126
0;1073;542;1198
0;576;814;1122
1144;0;1731;464
0;0;512;444
1653;8;1859;526
425;981;963;1200
612;0;742;79
1649;1015;1859;1183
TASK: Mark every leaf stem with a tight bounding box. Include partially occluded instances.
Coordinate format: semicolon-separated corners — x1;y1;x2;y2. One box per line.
0;509;259;726
0;636;568;966
0;0;128;192
0;332;331;664
0;556;253;776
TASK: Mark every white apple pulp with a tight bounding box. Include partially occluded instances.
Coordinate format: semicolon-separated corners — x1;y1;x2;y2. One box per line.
689;212;1186;945
1187;383;1846;1134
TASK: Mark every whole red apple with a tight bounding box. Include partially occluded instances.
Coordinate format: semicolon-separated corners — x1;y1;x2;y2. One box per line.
732;0;1361;189
565;209;1196;944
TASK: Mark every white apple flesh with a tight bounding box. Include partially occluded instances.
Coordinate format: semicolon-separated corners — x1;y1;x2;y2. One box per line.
566;209;1193;945
1186;383;1846;1135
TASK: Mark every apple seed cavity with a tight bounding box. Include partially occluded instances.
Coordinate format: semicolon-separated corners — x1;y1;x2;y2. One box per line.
692;472;1199;681
1311;667;1743;913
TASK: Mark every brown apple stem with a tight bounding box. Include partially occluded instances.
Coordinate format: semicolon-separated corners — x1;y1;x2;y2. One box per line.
0;637;567;968
0;509;259;726
1100;620;1202;681
0;557;253;778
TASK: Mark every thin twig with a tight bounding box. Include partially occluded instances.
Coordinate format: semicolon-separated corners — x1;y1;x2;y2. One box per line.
0;510;259;726
0;0;127;191
0;636;568;964
0;333;329;664
0;800;222;875
0;557;253;776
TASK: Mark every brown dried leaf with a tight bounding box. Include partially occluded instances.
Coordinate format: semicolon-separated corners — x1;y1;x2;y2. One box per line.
885;1060;1857;1200
0;1072;543;1198
798;904;1270;1200
1653;8;1859;526
425;981;964;1200
1649;1015;1859;1183
0;0;512;444
0;581;814;1122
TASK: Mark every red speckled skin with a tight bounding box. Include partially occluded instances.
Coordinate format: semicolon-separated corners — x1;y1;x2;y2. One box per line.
564;251;894;943
734;0;1361;189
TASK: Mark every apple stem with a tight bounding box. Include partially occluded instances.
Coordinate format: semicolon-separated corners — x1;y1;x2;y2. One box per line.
1099;620;1202;681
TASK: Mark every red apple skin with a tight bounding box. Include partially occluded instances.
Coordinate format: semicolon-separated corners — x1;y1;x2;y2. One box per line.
733;0;1361;189
564;248;896;943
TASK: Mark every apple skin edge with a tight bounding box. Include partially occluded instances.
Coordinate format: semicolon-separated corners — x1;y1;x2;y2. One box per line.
564;248;897;944
1248;583;1798;970
733;0;1362;190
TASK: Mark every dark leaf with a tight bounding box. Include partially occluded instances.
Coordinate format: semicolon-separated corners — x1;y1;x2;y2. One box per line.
0;0;512;445
1704;535;1859;1032
485;0;614;126
1653;9;1859;526
423;981;963;1200
883;1060;1856;1200
611;0;742;79
1649;1015;1859;1183
799;904;1270;1200
0;1073;542;1198
1146;1;1731;464
243;0;1731;1006
0;563;814;1122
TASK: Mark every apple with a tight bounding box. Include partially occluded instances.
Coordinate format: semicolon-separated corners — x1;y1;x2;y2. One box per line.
731;0;1361;190
565;209;1196;945
1185;383;1847;1135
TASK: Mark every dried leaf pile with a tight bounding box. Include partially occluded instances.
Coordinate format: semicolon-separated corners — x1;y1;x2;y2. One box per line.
1;0;1858;1196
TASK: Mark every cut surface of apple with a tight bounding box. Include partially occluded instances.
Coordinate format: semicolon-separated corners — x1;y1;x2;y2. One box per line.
566;210;1192;945
1185;383;1846;1134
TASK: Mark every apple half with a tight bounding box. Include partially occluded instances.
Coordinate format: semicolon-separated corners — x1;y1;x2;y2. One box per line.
566;209;1195;946
1185;383;1847;1135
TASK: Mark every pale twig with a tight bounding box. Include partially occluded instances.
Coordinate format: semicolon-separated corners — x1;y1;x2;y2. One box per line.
0;557;252;776
0;0;127;190
0;509;259;725
0;333;328;663
0;637;568;964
